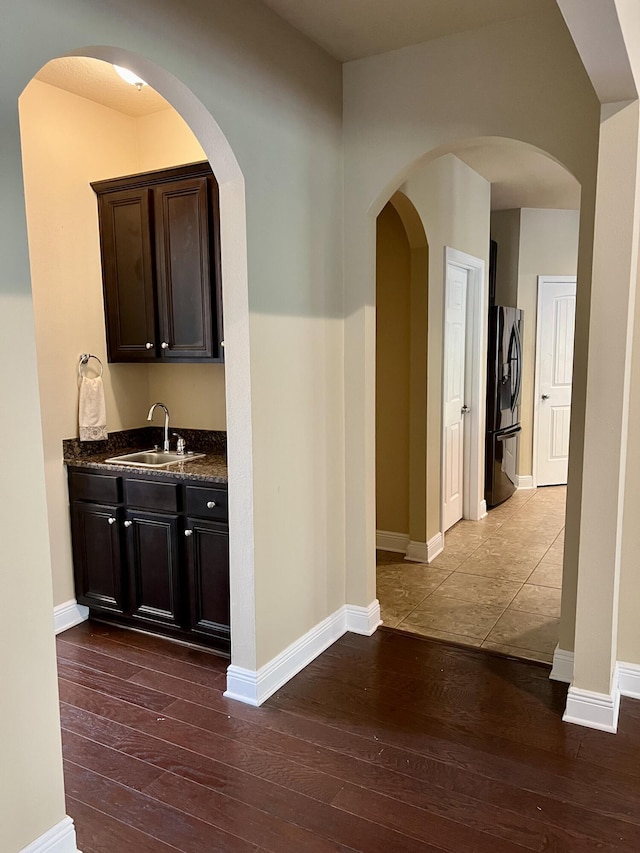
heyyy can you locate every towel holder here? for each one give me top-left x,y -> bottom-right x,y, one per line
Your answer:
78,353 -> 104,379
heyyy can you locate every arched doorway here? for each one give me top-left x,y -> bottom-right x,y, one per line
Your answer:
21,48 -> 253,672
370,139 -> 582,666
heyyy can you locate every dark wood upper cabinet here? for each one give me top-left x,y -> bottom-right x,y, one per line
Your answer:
92,162 -> 223,363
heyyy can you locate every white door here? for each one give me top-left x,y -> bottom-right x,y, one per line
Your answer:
443,264 -> 468,531
534,276 -> 576,486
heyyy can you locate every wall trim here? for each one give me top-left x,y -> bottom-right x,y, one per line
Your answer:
563,665 -> 621,734
427,532 -> 444,563
20,817 -> 79,853
618,661 -> 640,700
479,499 -> 488,519
515,475 -> 535,490
405,541 -> 428,562
375,530 -> 409,553
346,600 -> 382,635
550,645 -> 574,683
225,602 -> 380,706
54,599 -> 89,635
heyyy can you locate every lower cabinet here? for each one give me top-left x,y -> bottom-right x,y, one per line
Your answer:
185,518 -> 230,646
125,509 -> 182,628
71,501 -> 125,613
68,468 -> 229,654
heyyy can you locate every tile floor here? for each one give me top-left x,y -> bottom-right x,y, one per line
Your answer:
377,486 -> 565,663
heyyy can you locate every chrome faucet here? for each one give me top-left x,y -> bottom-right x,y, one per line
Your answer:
147,402 -> 170,451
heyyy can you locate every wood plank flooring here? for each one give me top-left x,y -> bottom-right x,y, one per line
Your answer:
57,621 -> 640,852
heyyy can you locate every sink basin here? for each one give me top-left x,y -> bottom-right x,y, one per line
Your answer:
104,449 -> 205,468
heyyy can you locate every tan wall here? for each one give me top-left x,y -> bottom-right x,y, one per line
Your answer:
376,202 -> 411,535
517,208 -> 580,478
402,154 -> 491,540
490,209 -> 521,307
19,79 -> 224,608
20,80 -> 148,607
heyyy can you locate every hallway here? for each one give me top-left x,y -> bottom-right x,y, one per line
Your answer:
377,487 -> 565,663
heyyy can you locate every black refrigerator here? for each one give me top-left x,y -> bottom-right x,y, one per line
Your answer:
485,306 -> 523,508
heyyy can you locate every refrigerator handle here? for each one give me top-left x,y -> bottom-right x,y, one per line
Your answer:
512,321 -> 523,410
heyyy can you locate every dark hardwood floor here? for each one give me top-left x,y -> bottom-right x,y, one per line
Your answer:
57,621 -> 640,852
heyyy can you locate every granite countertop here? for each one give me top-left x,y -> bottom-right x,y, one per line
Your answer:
63,427 -> 228,484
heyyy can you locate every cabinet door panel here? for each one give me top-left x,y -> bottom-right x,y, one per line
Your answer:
98,188 -> 157,361
71,502 -> 125,612
125,510 -> 181,627
185,519 -> 230,645
154,178 -> 214,359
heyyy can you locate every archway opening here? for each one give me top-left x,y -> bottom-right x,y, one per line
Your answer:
18,49 -> 255,676
373,138 -> 581,667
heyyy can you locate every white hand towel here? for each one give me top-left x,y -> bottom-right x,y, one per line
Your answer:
79,376 -> 108,441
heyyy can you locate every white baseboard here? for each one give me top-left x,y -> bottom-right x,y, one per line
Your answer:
479,499 -> 488,519
225,601 -> 380,706
426,532 -> 444,563
20,817 -> 79,853
346,600 -> 382,635
376,530 -> 409,553
550,645 -> 574,683
618,661 -> 640,700
54,599 -> 89,635
405,541 -> 427,562
515,475 -> 535,490
563,666 -> 621,734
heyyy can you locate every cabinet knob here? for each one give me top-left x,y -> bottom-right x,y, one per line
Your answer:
124,520 -> 133,528
108,516 -> 117,525
145,342 -> 154,350
206,501 -> 217,509
184,529 -> 193,537
161,341 -> 170,349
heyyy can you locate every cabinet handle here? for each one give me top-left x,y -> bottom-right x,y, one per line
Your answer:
145,342 -> 154,350
206,501 -> 217,509
108,516 -> 116,525
161,341 -> 170,349
184,529 -> 193,537
124,520 -> 133,528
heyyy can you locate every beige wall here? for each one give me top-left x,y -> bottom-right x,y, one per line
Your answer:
19,78 -> 225,608
402,154 -> 491,540
516,208 -> 580,478
343,5 -> 600,612
3,1 -> 343,845
490,209 -> 521,307
376,202 -> 411,535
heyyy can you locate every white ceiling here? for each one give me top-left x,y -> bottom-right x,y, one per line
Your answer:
450,140 -> 581,210
36,56 -> 170,118
260,0 -> 553,62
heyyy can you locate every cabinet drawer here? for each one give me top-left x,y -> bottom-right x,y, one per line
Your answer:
69,471 -> 121,504
185,485 -> 228,521
124,478 -> 180,512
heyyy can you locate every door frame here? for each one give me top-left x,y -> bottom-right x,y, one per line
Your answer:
442,247 -> 487,531
532,274 -> 577,488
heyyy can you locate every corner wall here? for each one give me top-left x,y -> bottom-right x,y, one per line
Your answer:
401,154 -> 490,541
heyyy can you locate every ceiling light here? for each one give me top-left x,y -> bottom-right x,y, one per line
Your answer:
114,65 -> 147,91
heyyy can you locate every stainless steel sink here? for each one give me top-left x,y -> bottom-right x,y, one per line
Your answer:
104,449 -> 205,468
